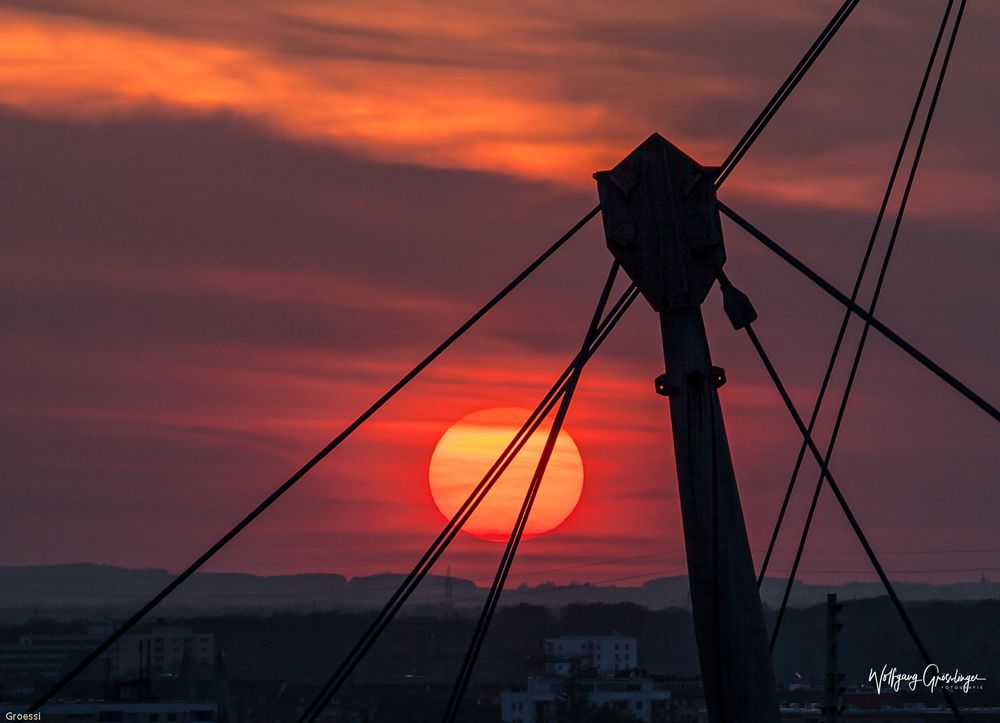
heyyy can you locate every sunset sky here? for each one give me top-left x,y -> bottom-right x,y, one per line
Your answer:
2,0 -> 998,589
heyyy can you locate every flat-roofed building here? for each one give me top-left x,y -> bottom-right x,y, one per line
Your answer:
543,635 -> 637,677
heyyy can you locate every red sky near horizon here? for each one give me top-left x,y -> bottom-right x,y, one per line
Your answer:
2,0 -> 999,590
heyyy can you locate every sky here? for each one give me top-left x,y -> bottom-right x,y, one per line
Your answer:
1,0 -> 998,589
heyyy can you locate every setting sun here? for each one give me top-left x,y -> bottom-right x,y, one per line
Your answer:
428,407 -> 584,542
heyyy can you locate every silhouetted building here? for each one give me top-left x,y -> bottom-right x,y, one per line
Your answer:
117,626 -> 215,678
502,676 -> 670,722
543,635 -> 637,677
1,646 -> 237,723
0,625 -> 214,682
502,637 -> 669,722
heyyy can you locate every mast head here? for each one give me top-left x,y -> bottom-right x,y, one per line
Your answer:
595,133 -> 725,311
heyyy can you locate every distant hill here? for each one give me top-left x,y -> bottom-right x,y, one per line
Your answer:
0,563 -> 997,622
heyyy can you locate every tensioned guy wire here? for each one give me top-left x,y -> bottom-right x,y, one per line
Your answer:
743,323 -> 964,721
299,281 -> 640,723
715,0 -> 862,188
757,0 -> 959,586
769,0 -> 968,636
28,3 -> 869,705
26,205 -> 601,713
719,201 -> 999,424
442,263 -> 621,722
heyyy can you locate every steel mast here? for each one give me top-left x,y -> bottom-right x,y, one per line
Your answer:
596,133 -> 779,722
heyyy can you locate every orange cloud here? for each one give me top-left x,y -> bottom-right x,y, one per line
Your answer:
0,7 -> 623,183
1,0 -> 992,217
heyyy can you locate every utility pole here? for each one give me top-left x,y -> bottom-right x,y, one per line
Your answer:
824,593 -> 845,722
595,134 -> 779,722
444,566 -> 454,610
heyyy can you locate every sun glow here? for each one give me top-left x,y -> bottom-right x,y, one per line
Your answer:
428,408 -> 584,542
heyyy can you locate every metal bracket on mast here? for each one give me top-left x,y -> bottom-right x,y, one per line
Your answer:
595,133 -> 779,723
